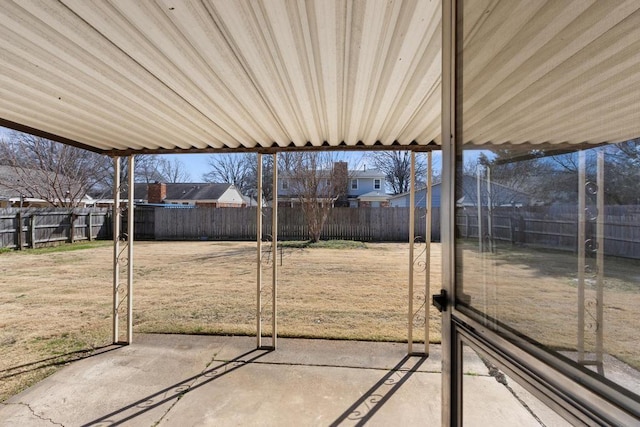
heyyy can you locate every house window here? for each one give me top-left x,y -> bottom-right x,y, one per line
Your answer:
374,179 -> 381,190
326,179 -> 331,186
351,179 -> 358,190
282,179 -> 289,190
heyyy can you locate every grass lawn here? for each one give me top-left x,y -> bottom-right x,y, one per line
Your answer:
0,240 -> 440,402
458,241 -> 640,370
2,239 -> 639,402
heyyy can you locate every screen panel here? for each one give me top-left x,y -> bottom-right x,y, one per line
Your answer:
454,0 -> 640,406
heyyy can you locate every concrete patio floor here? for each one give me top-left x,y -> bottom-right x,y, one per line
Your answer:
0,334 -> 565,426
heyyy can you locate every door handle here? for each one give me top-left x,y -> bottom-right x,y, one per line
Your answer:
432,289 -> 447,312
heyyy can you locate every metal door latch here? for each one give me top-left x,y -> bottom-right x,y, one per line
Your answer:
432,289 -> 447,312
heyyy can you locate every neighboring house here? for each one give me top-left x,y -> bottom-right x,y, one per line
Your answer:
0,165 -> 91,208
389,175 -> 530,208
85,198 -> 116,208
241,195 -> 260,207
278,163 -> 390,207
356,191 -> 391,208
389,184 -> 442,208
0,192 -> 51,208
347,168 -> 389,207
132,182 -> 246,207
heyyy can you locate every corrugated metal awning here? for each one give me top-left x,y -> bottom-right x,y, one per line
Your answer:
0,0 -> 441,155
460,1 -> 640,148
0,1 -> 639,155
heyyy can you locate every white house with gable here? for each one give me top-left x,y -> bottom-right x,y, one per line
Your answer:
278,163 -> 390,207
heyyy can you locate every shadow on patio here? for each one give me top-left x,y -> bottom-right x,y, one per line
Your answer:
0,334 -> 555,426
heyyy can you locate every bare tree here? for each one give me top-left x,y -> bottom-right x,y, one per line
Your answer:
0,131 -> 191,205
460,155 -> 534,208
604,140 -> 640,204
0,131 -> 110,207
158,157 -> 191,183
203,153 -> 253,194
615,139 -> 640,166
90,155 -> 167,199
368,151 -> 426,194
134,155 -> 166,184
245,154 -> 274,202
473,148 -> 613,206
119,155 -> 191,184
203,153 -> 279,203
281,152 -> 350,242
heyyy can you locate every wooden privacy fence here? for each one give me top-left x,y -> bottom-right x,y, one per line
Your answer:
5,205 -> 640,259
135,206 -> 442,242
456,205 -> 640,259
0,208 -> 111,250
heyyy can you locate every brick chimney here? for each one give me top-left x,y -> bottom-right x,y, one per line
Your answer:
333,161 -> 349,197
147,182 -> 166,204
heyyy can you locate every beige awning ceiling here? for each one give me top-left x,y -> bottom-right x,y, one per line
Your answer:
0,0 -> 441,155
460,0 -> 640,148
1,1 -> 639,155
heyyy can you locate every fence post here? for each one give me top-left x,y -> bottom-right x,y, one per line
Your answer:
16,212 -> 23,250
29,214 -> 36,248
68,212 -> 75,243
509,216 -> 514,244
465,214 -> 469,238
106,210 -> 113,240
518,215 -> 526,245
88,212 -> 93,241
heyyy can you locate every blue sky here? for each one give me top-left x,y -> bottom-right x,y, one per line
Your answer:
153,151 -> 443,183
162,153 -> 211,181
2,126 -> 446,182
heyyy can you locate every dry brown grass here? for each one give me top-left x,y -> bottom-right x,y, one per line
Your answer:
128,241 -> 441,342
2,239 -> 638,403
0,242 -> 115,402
0,240 -> 440,402
458,242 -> 640,370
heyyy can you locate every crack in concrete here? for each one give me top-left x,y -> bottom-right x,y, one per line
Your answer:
151,343 -> 229,427
1,401 -> 65,426
482,359 -> 546,427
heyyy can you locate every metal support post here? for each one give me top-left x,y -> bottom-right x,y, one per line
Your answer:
577,151 -> 586,362
441,0 -> 457,422
256,153 -> 263,348
112,156 -> 135,344
476,163 -> 483,252
112,157 -> 121,344
272,152 -> 278,349
127,155 -> 135,344
578,150 -> 605,374
408,151 -> 432,356
486,166 -> 493,252
256,152 -> 278,349
596,151 -> 604,374
425,151 -> 433,355
408,151 -> 416,354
